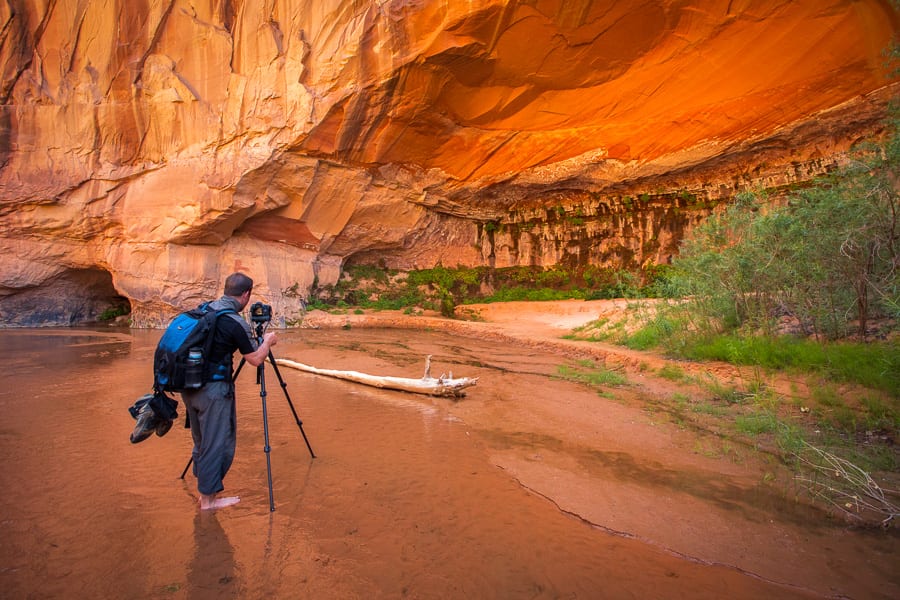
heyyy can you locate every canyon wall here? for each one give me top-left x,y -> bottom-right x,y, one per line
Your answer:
0,0 -> 897,326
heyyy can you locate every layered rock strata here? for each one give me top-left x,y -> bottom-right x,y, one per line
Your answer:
0,0 -> 896,326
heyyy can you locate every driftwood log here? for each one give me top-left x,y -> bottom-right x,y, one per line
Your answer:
275,355 -> 478,398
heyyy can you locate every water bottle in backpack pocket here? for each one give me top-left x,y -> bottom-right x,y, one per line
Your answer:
184,348 -> 204,389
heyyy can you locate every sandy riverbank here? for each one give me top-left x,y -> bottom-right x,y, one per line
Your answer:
290,298 -> 899,598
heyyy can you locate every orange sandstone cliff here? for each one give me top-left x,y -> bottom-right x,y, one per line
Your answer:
0,0 -> 897,326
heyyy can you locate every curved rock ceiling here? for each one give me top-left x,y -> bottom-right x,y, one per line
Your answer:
0,0 -> 897,325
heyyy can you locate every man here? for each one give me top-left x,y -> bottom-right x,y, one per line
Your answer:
182,272 -> 277,510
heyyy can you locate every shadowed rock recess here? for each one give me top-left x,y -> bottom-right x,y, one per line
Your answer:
0,0 -> 897,326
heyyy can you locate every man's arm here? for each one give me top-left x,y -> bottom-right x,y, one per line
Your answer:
242,331 -> 277,367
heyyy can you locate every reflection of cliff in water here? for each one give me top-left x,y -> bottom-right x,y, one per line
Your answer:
0,328 -> 896,599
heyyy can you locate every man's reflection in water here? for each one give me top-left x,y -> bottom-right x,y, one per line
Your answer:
188,511 -> 236,597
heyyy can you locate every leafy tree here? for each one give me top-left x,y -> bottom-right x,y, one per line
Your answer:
672,112 -> 899,340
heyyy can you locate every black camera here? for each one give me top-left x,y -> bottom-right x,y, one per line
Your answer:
250,302 -> 273,324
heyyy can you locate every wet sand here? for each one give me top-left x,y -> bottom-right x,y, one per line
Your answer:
0,301 -> 897,599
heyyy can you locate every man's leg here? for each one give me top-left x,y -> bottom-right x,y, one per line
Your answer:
184,382 -> 240,510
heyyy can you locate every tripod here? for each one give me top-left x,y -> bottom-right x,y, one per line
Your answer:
180,321 -> 316,511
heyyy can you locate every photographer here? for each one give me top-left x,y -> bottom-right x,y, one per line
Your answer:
182,272 -> 277,510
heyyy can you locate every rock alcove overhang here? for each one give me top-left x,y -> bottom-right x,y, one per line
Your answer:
0,0 -> 896,326
0,268 -> 129,327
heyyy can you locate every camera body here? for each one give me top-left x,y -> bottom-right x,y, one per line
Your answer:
250,302 -> 273,324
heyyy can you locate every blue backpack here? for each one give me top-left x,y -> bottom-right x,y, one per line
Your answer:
153,302 -> 236,393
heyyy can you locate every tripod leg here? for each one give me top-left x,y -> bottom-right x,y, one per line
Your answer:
180,457 -> 192,479
258,364 -> 276,512
233,357 -> 246,380
267,351 -> 316,458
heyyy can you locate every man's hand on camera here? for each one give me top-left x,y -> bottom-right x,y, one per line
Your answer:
263,331 -> 278,347
244,331 -> 278,366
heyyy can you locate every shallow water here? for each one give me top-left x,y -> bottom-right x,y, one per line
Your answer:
0,327 -> 895,599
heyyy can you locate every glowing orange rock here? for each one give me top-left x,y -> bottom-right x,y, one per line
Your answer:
0,1 -> 896,325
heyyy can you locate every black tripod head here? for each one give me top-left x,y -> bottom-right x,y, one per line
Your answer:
248,301 -> 272,351
253,320 -> 267,342
249,302 -> 273,332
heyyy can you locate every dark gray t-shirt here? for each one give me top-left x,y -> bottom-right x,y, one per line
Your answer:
206,296 -> 257,380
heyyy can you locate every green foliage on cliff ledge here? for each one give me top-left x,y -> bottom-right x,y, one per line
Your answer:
310,263 -> 672,315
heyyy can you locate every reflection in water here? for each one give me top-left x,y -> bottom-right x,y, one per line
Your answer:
188,512 -> 236,598
0,327 -> 895,599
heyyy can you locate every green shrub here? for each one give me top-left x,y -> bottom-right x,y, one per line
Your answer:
622,325 -> 662,350
658,364 -> 687,381
345,264 -> 393,284
98,305 -> 129,321
557,363 -> 628,387
620,312 -> 684,351
861,396 -> 899,430
679,335 -> 899,397
735,411 -> 779,435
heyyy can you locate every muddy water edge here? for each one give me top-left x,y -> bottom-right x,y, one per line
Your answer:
0,326 -> 896,599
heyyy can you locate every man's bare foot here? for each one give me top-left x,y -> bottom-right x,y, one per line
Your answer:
199,493 -> 240,510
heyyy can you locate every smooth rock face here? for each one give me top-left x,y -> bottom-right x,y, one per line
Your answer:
0,0 -> 896,326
